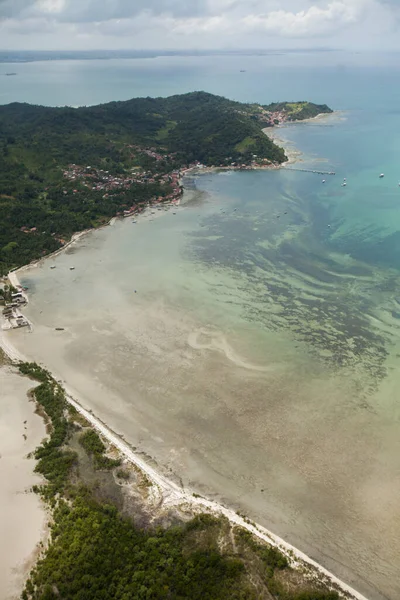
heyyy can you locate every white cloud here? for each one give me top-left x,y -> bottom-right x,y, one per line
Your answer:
0,0 -> 399,50
36,0 -> 66,14
243,2 -> 361,36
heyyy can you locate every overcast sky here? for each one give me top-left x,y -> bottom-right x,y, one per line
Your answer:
0,0 -> 399,51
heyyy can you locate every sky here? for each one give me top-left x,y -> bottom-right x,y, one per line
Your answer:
0,0 -> 399,51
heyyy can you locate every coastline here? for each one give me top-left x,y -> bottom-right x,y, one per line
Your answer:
1,257 -> 368,599
3,124 -> 303,285
0,361 -> 48,600
0,327 -> 367,600
0,112 -> 370,600
264,127 -> 303,165
264,110 -> 341,167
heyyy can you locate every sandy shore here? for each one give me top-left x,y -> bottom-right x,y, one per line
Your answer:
0,294 -> 366,600
0,362 -> 47,600
264,128 -> 303,165
0,111 -> 373,600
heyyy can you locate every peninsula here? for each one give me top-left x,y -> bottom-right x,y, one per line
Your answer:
0,92 -> 332,276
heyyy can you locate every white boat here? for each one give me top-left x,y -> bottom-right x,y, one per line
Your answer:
322,179 -> 326,183
342,183 -> 347,187
50,266 -> 56,269
70,267 -> 75,270
379,173 -> 385,178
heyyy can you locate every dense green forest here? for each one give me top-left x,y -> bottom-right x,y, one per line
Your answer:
0,92 -> 331,275
18,361 -> 339,600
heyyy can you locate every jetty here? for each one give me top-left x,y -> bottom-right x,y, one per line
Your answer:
283,167 -> 336,175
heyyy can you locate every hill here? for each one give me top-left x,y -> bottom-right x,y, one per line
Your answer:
0,92 -> 332,275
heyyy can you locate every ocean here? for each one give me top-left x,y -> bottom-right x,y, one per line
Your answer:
3,51 -> 400,599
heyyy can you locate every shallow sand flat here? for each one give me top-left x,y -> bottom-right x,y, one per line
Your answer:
7,178 -> 400,600
0,366 -> 47,600
8,286 -> 400,600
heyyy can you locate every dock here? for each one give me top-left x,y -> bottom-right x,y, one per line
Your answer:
283,168 -> 336,175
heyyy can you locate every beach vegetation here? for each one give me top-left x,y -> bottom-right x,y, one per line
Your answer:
18,364 -> 339,600
79,429 -> 121,470
116,468 -> 130,481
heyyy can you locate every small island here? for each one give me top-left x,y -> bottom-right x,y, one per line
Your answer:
0,92 -> 332,276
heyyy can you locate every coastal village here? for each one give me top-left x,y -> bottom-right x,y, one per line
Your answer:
236,105 -> 293,127
62,152 -> 184,218
62,143 -> 280,215
1,144 -> 281,333
60,149 -> 278,224
0,107 -> 320,334
0,285 -> 30,330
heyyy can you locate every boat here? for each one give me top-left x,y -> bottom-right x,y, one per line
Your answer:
322,179 -> 326,183
70,266 -> 75,270
132,219 -> 137,223
341,183 -> 347,187
379,173 -> 385,178
5,73 -> 17,76
50,265 -> 56,269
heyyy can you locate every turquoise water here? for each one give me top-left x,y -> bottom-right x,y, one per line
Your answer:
5,52 -> 400,599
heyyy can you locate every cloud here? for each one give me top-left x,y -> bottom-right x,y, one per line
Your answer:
0,0 -> 399,50
24,0 -> 209,21
0,0 -> 36,18
242,2 -> 361,36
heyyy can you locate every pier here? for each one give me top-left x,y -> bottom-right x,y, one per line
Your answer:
283,167 -> 336,175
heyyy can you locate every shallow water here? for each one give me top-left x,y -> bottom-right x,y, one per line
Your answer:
9,141 -> 400,599
5,53 -> 400,599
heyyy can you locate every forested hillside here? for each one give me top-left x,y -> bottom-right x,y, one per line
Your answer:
0,92 -> 331,275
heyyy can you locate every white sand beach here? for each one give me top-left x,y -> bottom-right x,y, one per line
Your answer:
0,326 -> 367,600
0,363 -> 47,600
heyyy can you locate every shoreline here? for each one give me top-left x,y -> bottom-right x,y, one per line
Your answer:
264,127 -> 303,165
1,280 -> 367,600
0,361 -> 49,600
4,125 -> 303,284
0,112 -> 369,600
